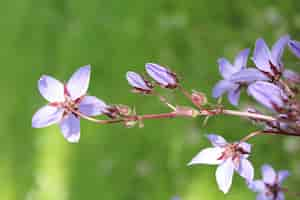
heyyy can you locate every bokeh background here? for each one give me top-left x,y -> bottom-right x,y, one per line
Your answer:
1,0 -> 300,199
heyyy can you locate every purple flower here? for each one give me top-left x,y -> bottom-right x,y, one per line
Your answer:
126,71 -> 153,93
212,49 -> 267,106
252,35 -> 290,79
32,65 -> 107,143
247,81 -> 288,112
188,134 -> 254,194
249,164 -> 289,200
145,63 -> 178,88
288,39 -> 300,59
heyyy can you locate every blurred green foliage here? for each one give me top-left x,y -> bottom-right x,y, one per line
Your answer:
0,0 -> 300,199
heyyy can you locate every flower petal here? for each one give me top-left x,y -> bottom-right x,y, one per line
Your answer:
283,69 -> 300,84
261,164 -> 276,184
276,192 -> 285,200
277,170 -> 289,184
239,142 -> 251,153
248,180 -> 266,193
234,48 -> 250,70
207,134 -> 227,147
218,58 -> 236,79
236,159 -> 254,181
253,38 -> 273,74
289,40 -> 300,58
188,147 -> 224,166
271,35 -> 290,71
247,81 -> 287,111
79,96 -> 107,116
67,65 -> 91,100
32,105 -> 63,128
227,85 -> 241,106
256,193 -> 270,200
212,80 -> 236,98
38,75 -> 65,102
126,71 -> 152,91
230,68 -> 269,84
145,63 -> 177,88
216,159 -> 234,194
60,114 -> 80,143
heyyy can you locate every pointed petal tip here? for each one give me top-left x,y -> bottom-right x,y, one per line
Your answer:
66,135 -> 80,143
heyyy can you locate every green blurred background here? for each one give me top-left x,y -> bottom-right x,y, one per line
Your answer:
1,0 -> 300,199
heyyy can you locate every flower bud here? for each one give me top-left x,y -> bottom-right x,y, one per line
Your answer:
126,71 -> 153,93
247,81 -> 288,112
145,63 -> 178,88
191,90 -> 207,107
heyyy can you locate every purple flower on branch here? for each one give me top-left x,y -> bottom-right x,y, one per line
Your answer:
252,35 -> 290,80
145,63 -> 178,88
247,81 -> 288,112
188,134 -> 254,194
288,39 -> 300,59
213,49 -> 267,106
249,164 -> 289,200
32,65 -> 107,143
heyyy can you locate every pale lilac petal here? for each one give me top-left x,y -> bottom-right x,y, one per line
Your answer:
126,71 -> 152,91
271,35 -> 290,70
216,159 -> 234,194
276,192 -> 285,200
277,170 -> 289,184
283,69 -> 300,84
253,38 -> 273,74
247,81 -> 287,111
79,96 -> 107,116
234,48 -> 250,70
188,147 -> 224,166
67,65 -> 91,100
38,75 -> 65,102
248,180 -> 266,193
207,134 -> 227,147
145,63 -> 177,88
288,40 -> 300,59
227,85 -> 240,106
261,164 -> 276,184
218,58 -> 236,79
60,114 -> 80,143
230,68 -> 269,84
256,193 -> 270,200
239,142 -> 251,153
212,80 -> 236,98
32,105 -> 64,128
236,159 -> 254,181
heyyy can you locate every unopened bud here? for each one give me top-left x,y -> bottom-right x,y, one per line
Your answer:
247,81 -> 288,112
145,63 -> 178,89
126,71 -> 153,93
191,90 -> 207,107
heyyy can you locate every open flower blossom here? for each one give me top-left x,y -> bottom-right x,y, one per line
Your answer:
126,71 -> 153,93
32,65 -> 108,143
188,134 -> 254,194
212,49 -> 267,106
247,81 -> 288,112
249,164 -> 289,200
252,35 -> 290,80
145,63 -> 178,88
288,39 -> 300,59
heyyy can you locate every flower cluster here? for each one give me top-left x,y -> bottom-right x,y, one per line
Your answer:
32,35 -> 300,198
